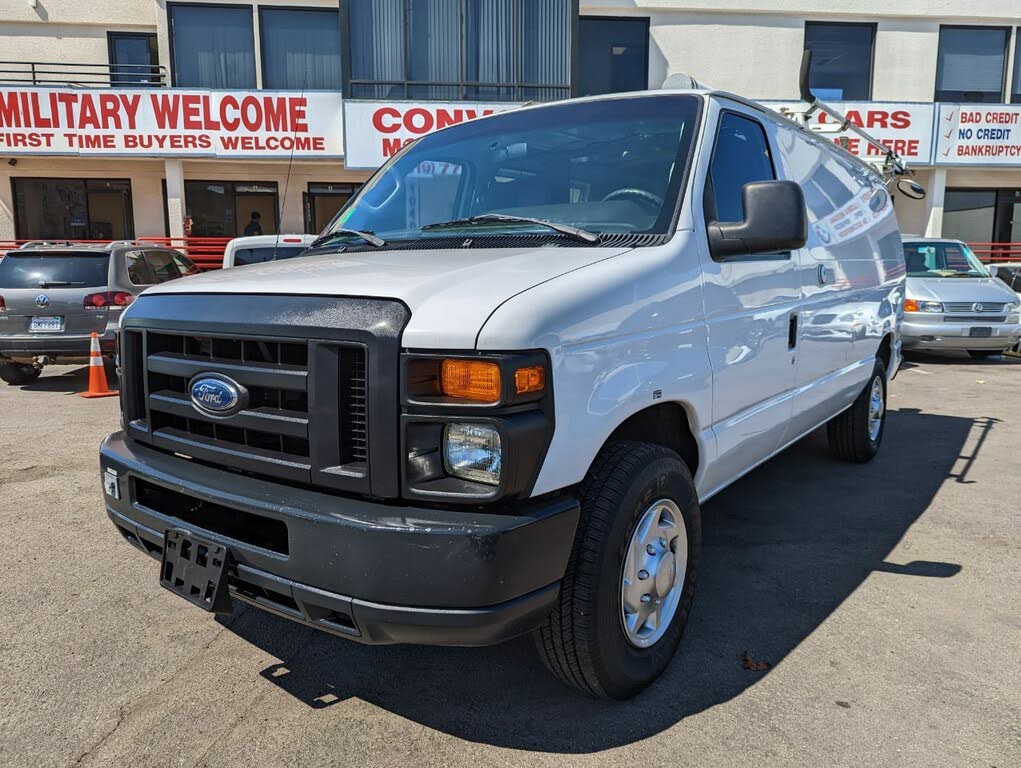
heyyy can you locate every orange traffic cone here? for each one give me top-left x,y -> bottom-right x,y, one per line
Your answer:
80,332 -> 118,399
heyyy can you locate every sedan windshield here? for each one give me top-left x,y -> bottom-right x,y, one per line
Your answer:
322,96 -> 700,246
902,241 -> 990,278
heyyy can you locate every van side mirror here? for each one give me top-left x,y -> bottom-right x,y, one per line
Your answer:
708,180 -> 808,259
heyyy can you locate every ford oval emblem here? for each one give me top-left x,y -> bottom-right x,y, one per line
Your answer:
35,294 -> 50,308
189,375 -> 244,416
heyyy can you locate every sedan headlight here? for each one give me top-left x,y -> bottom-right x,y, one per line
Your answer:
443,423 -> 502,485
904,299 -> 943,313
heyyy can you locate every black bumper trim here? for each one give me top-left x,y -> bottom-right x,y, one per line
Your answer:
100,431 -> 578,646
109,505 -> 562,646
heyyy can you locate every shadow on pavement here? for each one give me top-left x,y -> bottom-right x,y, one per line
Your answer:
221,404 -> 982,753
904,350 -> 1021,366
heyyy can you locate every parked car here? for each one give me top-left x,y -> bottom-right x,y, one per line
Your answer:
0,243 -> 198,384
989,262 -> 1021,299
100,87 -> 905,699
222,234 -> 316,268
900,238 -> 1021,359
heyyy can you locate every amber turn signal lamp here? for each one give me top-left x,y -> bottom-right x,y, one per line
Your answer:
515,365 -> 545,395
903,299 -> 919,312
440,359 -> 501,402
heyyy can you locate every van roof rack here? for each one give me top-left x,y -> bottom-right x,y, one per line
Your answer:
780,51 -> 913,184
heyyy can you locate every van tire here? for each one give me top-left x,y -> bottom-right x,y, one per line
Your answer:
827,359 -> 887,463
0,362 -> 41,386
534,441 -> 701,699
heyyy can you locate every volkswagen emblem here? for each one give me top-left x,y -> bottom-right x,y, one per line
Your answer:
189,375 -> 246,417
973,302 -> 984,313
35,294 -> 50,309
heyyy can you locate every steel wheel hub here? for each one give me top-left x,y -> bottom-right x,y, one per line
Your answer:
620,498 -> 688,648
868,376 -> 885,442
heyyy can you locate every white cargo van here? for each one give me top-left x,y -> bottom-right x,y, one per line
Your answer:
99,81 -> 909,698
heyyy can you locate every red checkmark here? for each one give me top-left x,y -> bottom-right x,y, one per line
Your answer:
944,110 -> 956,122
944,128 -> 954,139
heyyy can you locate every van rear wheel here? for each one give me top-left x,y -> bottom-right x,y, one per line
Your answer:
534,441 -> 701,699
826,359 -> 887,463
0,362 -> 41,386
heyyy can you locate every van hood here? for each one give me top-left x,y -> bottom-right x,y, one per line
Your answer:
906,276 -> 1019,305
143,245 -> 631,348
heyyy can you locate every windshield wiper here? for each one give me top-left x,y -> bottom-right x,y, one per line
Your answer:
310,228 -> 386,249
421,214 -> 600,244
38,280 -> 85,288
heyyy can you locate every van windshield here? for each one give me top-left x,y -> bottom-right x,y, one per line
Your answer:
902,241 -> 990,278
0,251 -> 110,289
322,95 -> 700,247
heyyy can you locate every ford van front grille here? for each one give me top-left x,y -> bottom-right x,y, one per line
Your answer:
118,294 -> 409,498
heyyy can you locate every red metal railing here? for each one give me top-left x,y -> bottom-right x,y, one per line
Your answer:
3,237 -> 1019,269
0,238 -> 231,270
968,243 -> 1021,263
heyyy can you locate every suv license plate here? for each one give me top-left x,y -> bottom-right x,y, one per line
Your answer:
969,327 -> 992,338
160,529 -> 233,614
29,316 -> 64,333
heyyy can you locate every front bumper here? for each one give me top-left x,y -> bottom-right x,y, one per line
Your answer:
901,318 -> 1021,351
99,431 -> 579,646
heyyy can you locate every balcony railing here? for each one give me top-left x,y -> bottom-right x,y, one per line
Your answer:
0,61 -> 166,88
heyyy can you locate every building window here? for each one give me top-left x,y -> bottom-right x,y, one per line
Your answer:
577,17 -> 649,97
346,0 -> 572,101
260,8 -> 342,90
169,4 -> 256,89
803,22 -> 874,100
1012,28 -> 1021,103
935,26 -> 1008,103
184,181 -> 278,237
13,179 -> 134,240
108,32 -> 159,86
942,189 -> 997,244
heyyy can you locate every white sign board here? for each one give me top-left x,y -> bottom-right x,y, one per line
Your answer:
934,104 -> 1021,165
765,101 -> 935,165
343,100 -> 520,169
0,88 -> 344,158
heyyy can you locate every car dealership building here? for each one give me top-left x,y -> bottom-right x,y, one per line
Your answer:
1,0 -> 1020,263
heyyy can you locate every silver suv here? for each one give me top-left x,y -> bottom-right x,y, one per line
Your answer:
0,243 -> 197,384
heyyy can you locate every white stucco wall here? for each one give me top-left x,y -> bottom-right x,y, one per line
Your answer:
583,1 -> 1020,102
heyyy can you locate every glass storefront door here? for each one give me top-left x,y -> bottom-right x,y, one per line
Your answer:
13,178 -> 134,240
944,188 -> 1021,246
303,182 -> 360,233
184,181 -> 279,237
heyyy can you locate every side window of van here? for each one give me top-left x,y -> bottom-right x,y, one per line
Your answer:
708,113 -> 775,224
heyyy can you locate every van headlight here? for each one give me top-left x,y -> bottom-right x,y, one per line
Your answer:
1005,301 -> 1020,315
443,423 -> 502,485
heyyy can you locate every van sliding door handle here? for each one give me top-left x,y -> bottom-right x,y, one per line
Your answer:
788,313 -> 798,349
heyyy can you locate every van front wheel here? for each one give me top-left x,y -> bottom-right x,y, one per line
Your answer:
534,441 -> 701,699
826,359 -> 887,463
